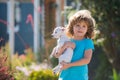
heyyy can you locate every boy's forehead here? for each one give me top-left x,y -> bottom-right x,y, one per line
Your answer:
74,20 -> 89,27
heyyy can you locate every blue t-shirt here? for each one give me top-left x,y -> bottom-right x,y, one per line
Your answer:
58,38 -> 94,80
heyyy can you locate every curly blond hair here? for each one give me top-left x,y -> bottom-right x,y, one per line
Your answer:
66,10 -> 96,39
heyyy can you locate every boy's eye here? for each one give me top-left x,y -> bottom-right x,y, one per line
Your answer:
75,25 -> 79,27
83,26 -> 85,28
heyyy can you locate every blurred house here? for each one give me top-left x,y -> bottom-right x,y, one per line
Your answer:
0,1 -> 43,54
0,0 -> 66,55
0,3 -> 8,47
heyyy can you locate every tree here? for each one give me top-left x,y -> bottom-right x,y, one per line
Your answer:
81,0 -> 120,72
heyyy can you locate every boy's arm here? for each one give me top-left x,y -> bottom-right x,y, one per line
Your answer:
53,47 -> 64,58
52,41 -> 75,58
51,46 -> 63,58
64,41 -> 75,49
61,49 -> 93,70
54,41 -> 75,58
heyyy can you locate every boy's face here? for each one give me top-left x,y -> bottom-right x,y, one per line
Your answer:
73,21 -> 88,38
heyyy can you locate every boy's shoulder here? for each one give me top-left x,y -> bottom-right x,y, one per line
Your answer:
84,38 -> 93,43
84,38 -> 92,41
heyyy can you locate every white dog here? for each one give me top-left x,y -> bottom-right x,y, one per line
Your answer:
50,26 -> 73,74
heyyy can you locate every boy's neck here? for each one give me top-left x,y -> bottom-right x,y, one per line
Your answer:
73,36 -> 85,40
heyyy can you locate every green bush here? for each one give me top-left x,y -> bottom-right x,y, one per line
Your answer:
113,69 -> 120,80
28,69 -> 58,80
0,44 -> 14,80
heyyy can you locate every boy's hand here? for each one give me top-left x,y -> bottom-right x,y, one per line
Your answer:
53,47 -> 63,58
63,41 -> 75,49
52,41 -> 75,58
60,61 -> 71,70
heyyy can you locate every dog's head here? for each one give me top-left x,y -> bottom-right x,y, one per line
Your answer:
52,27 -> 65,38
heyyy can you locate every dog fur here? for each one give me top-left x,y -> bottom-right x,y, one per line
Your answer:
50,26 -> 73,74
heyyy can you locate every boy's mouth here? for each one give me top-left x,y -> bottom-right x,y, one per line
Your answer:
78,31 -> 83,33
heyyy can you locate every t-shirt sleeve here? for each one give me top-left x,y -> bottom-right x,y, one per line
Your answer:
85,39 -> 94,51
